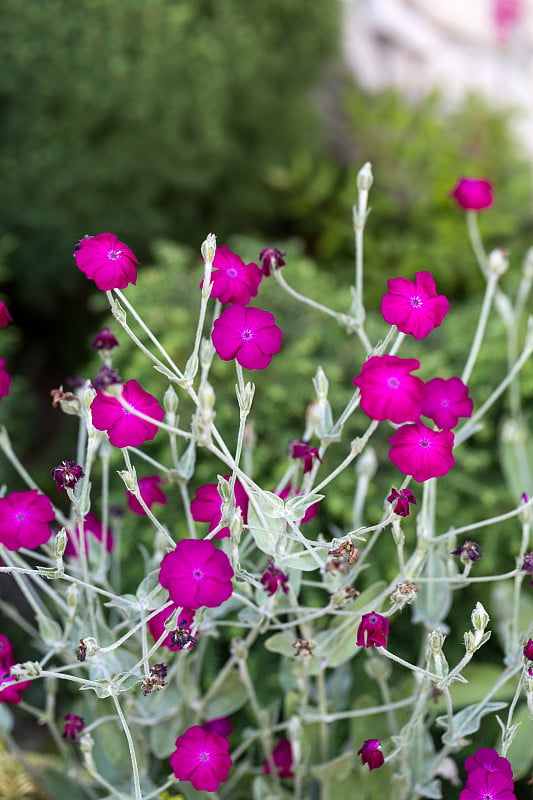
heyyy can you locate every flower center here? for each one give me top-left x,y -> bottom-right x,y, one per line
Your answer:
410,295 -> 423,308
227,268 -> 237,277
419,438 -> 430,448
193,568 -> 203,580
387,377 -> 400,389
199,751 -> 210,762
16,512 -> 26,521
108,249 -> 122,260
241,328 -> 254,341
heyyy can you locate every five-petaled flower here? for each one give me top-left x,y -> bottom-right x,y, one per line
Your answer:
74,232 -> 139,291
62,713 -> 85,742
289,439 -> 322,474
459,767 -> 516,800
0,359 -> 11,401
381,272 -> 450,340
204,245 -> 262,305
212,305 -> 283,370
450,178 -> 494,212
51,460 -> 85,494
190,477 -> 249,539
464,748 -> 513,778
421,377 -> 473,430
170,725 -> 232,792
126,475 -> 168,516
0,489 -> 55,551
387,487 -> 416,517
91,379 -> 164,448
353,355 -> 424,424
356,612 -> 390,648
263,738 -> 294,779
159,538 -> 234,609
358,739 -> 384,771
388,421 -> 455,482
260,559 -> 290,596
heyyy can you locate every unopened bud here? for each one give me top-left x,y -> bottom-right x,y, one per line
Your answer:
201,233 -> 217,265
487,248 -> 509,277
118,468 -> 137,493
471,602 -> 489,632
163,385 -> 179,418
312,366 -> 329,401
54,528 -> 67,559
357,162 -> 373,192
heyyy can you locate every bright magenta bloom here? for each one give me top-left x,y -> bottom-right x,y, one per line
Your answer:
62,713 -> 85,742
353,355 -> 424,424
357,739 -> 384,771
356,612 -> 389,648
148,602 -> 196,651
460,768 -> 516,800
126,475 -> 168,515
65,512 -> 114,557
159,539 -> 234,609
450,178 -> 494,211
0,490 -> 55,550
74,232 -> 139,291
91,379 -> 164,448
212,305 -> 283,370
388,422 -> 455,482
190,477 -> 249,539
0,636 -> 14,674
205,245 -> 262,305
170,725 -> 232,792
387,488 -> 416,517
464,748 -> 513,778
381,272 -> 450,340
263,738 -> 294,778
523,639 -> 533,661
0,359 -> 11,401
0,302 -> 12,327
421,377 -> 473,430
0,674 -> 31,704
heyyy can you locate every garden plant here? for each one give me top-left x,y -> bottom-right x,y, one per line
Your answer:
1,165 -> 533,799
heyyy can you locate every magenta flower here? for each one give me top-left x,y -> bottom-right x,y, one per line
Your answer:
147,603 -> 197,651
62,713 -> 85,742
74,232 -> 139,291
170,725 -> 232,792
51,460 -> 85,493
0,302 -> 12,327
212,305 -> 283,370
91,379 -> 164,448
159,539 -> 234,609
65,512 -> 114,557
91,327 -> 119,351
260,559 -> 290,596
357,739 -> 384,771
381,272 -> 450,340
353,355 -> 424,424
277,484 -> 319,524
492,0 -> 524,42
356,612 -> 390,648
190,477 -> 249,539
460,768 -> 515,800
523,639 -> 533,661
464,748 -> 513,778
421,377 -> 473,430
387,487 -> 416,517
450,178 -> 494,211
259,247 -> 286,277
0,636 -> 14,674
126,475 -> 168,515
0,359 -> 11,401
0,490 -> 55,551
205,245 -> 262,305
0,674 -> 31,704
263,738 -> 294,779
289,439 -> 322,474
388,421 -> 455,482
203,717 -> 233,738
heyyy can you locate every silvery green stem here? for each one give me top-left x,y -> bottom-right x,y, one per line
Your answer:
111,693 -> 142,800
312,421 -> 378,495
511,519 -> 530,651
466,211 -> 488,274
461,271 -> 500,385
120,448 -> 175,549
177,480 -> 197,538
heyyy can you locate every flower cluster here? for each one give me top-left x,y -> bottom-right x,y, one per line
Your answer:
460,748 -> 515,799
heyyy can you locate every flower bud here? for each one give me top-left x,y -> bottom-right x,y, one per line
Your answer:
164,385 -> 179,418
201,233 -> 217,265
357,162 -> 373,192
54,528 -> 67,559
487,248 -> 509,277
118,467 -> 137,494
471,602 -> 489,633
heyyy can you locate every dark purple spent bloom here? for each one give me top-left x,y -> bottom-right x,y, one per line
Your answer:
259,247 -> 286,276
358,739 -> 384,771
451,541 -> 483,563
91,327 -> 119,351
51,461 -> 85,493
524,639 -> 533,661
521,552 -> 533,573
356,612 -> 390,648
170,620 -> 197,650
92,365 -> 123,391
260,559 -> 290,596
62,713 -> 85,742
387,487 -> 417,516
289,439 -> 322,474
